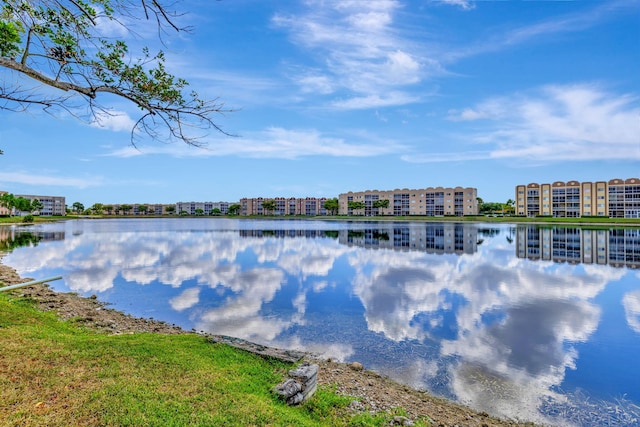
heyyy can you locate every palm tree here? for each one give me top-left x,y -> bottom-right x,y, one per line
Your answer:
505,199 -> 515,215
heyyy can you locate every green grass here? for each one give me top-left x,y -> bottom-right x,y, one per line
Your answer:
0,293 -> 431,427
0,216 -> 68,224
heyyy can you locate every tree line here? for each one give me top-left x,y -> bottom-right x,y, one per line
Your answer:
67,202 -> 243,216
0,192 -> 43,216
6,196 -> 516,218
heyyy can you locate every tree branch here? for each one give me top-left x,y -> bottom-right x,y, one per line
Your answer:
0,0 -> 234,150
0,57 -> 94,97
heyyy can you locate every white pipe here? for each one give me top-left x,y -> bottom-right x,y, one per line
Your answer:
0,276 -> 63,292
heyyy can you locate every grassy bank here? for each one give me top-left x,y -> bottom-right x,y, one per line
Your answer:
0,292 -> 429,427
0,216 -> 68,225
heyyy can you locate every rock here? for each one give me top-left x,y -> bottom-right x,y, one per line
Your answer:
274,363 -> 319,405
289,363 -> 318,382
287,392 -> 304,405
350,361 -> 364,371
207,335 -> 305,363
349,400 -> 366,411
274,379 -> 302,399
391,415 -> 414,426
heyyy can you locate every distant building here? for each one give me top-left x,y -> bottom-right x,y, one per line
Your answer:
338,187 -> 478,216
515,178 -> 640,218
100,203 -> 171,215
176,201 -> 234,215
240,197 -> 328,216
14,193 -> 66,216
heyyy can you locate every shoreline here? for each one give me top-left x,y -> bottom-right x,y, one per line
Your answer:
0,257 -> 536,427
2,214 -> 640,228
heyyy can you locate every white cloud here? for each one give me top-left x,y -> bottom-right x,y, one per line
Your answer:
445,0 -> 633,61
95,8 -> 129,38
90,110 -> 137,133
0,171 -> 103,188
332,92 -> 420,110
409,84 -> 640,164
447,99 -> 507,121
296,73 -> 335,95
105,126 -> 406,159
400,151 -> 492,164
623,290 -> 640,333
170,287 -> 201,311
436,0 -> 475,11
273,0 -> 432,109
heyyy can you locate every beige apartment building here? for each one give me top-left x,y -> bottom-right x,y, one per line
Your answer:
0,193 -> 66,216
98,203 -> 171,215
338,187 -> 478,216
516,178 -> 640,218
240,197 -> 328,216
176,201 -> 233,215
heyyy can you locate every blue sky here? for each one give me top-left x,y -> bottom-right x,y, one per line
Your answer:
1,0 -> 639,206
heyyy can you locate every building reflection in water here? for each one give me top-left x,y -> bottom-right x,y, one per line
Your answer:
516,225 -> 640,269
240,223 -> 478,255
0,227 -> 65,251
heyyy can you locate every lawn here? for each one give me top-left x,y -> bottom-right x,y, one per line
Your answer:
0,292 -> 428,427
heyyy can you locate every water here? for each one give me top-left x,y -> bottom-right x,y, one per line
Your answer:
2,219 -> 639,426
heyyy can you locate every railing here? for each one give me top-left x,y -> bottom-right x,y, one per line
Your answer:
0,276 -> 63,292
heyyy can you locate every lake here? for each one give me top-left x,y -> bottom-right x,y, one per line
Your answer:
2,218 -> 639,426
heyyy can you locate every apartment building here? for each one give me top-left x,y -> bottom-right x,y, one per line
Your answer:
131,204 -> 171,215
176,201 -> 233,215
240,197 -> 328,216
100,203 -> 171,215
516,178 -> 640,218
338,187 -> 478,216
9,193 -> 66,216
